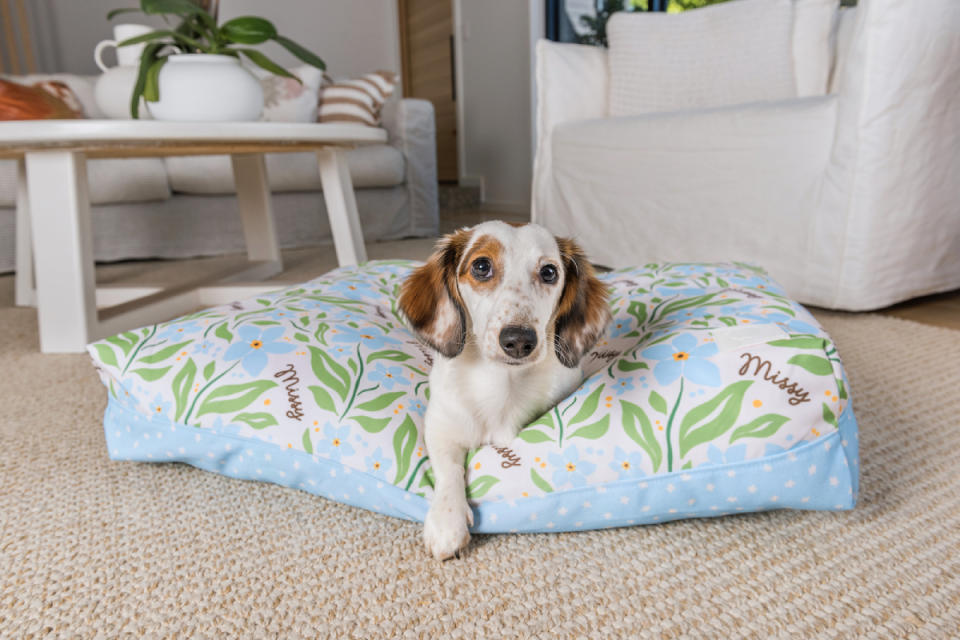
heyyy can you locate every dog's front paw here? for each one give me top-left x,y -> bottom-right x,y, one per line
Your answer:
423,497 -> 474,560
489,425 -> 518,449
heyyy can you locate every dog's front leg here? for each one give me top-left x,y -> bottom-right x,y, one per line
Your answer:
423,421 -> 474,560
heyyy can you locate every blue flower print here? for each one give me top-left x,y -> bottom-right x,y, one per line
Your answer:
612,377 -> 636,396
223,325 -> 296,376
328,324 -> 401,352
404,396 -> 427,418
641,333 -> 721,387
548,447 -> 596,489
666,305 -> 711,322
321,423 -> 355,460
328,278 -> 381,300
155,320 -> 202,343
368,363 -> 410,391
147,392 -> 171,421
209,415 -> 243,433
703,443 -> 748,467
191,338 -> 221,358
364,447 -> 393,479
609,446 -> 648,478
656,286 -> 709,299
762,443 -> 788,458
608,318 -> 634,338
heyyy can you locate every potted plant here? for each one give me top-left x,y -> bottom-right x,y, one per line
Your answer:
108,0 -> 326,121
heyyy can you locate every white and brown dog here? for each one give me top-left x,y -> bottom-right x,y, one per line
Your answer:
399,221 -> 611,559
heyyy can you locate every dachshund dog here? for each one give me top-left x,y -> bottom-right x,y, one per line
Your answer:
399,221 -> 611,559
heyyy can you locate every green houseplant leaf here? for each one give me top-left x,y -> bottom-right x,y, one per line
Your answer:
220,16 -> 278,44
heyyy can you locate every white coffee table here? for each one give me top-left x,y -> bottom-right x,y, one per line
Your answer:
0,120 -> 387,353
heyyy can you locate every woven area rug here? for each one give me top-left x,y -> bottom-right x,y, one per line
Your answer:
1,296 -> 958,637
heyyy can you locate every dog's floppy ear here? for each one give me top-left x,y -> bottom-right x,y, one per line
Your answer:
553,237 -> 612,368
399,229 -> 472,358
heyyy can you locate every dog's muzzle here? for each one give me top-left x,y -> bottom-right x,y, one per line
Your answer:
498,325 -> 537,360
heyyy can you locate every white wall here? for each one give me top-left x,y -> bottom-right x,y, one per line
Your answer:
455,0 -> 534,212
40,0 -> 401,79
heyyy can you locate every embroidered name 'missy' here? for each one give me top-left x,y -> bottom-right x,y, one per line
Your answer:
274,364 -> 304,421
738,352 -> 811,406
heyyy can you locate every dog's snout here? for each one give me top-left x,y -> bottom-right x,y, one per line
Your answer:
499,326 -> 537,359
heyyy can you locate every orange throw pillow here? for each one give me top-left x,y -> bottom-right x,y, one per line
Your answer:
0,79 -> 84,120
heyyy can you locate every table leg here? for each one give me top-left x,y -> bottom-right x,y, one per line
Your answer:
26,151 -> 97,353
317,147 -> 367,266
231,153 -> 282,267
14,157 -> 36,307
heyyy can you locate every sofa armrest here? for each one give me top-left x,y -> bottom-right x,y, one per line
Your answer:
380,98 -> 439,237
544,96 -> 839,303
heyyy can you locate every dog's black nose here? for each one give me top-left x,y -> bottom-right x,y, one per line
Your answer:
499,326 -> 537,359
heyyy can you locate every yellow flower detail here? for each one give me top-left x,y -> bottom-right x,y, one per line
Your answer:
332,438 -> 341,447
673,351 -> 689,361
566,462 -> 576,472
251,340 -> 263,349
621,461 -> 631,470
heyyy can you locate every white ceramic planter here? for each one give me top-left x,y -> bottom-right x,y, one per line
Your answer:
147,54 -> 264,122
93,23 -> 153,119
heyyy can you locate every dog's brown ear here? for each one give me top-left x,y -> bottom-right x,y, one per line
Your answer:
553,238 -> 612,368
399,229 -> 471,358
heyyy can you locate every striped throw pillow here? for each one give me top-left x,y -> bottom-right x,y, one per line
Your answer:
318,71 -> 397,127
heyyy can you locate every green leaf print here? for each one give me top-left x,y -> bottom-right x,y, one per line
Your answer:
768,337 -> 827,350
528,413 -> 554,430
466,475 -> 500,499
530,468 -> 554,493
569,415 -> 610,440
351,415 -> 392,433
729,414 -> 790,443
392,414 -> 418,485
105,332 -> 139,356
203,361 -> 215,381
617,360 -> 649,372
139,340 -> 192,364
171,358 -> 197,422
294,332 -> 309,343
367,349 -> 414,363
419,467 -> 435,489
196,380 -> 277,417
649,390 -> 668,414
302,427 -> 313,454
355,391 -> 405,412
678,380 -> 753,458
788,354 -> 833,376
518,429 -> 553,444
620,400 -> 662,473
308,346 -> 351,401
837,377 -> 848,401
233,412 -> 279,430
626,300 -> 647,326
131,366 -> 172,382
93,343 -> 118,368
822,402 -> 838,428
568,385 -> 604,426
309,385 -> 337,413
214,321 -> 233,343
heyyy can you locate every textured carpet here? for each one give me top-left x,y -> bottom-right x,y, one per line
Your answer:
1,293 -> 959,637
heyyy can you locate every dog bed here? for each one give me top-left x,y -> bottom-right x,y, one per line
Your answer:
88,260 -> 859,533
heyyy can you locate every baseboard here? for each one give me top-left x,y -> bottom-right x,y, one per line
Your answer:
458,175 -> 485,201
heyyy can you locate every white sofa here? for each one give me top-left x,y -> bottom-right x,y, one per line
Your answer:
0,74 -> 438,273
533,0 -> 960,311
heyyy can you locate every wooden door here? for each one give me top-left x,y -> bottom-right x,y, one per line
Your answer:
398,0 -> 458,183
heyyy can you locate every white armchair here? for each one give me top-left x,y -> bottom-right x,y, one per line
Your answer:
533,0 -> 960,310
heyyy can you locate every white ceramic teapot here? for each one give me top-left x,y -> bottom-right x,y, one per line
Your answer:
93,23 -> 154,119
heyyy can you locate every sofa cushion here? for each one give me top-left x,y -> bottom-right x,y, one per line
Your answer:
607,0 -> 797,116
0,157 -> 171,207
164,144 -> 405,195
87,260 -> 858,533
793,0 -> 840,97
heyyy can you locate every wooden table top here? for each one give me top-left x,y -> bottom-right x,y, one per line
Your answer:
0,120 -> 388,158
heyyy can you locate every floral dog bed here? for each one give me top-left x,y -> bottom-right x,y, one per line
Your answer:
88,261 -> 859,533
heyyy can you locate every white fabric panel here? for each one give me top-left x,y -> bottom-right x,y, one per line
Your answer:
532,40 -> 608,226
813,0 -> 960,310
0,158 -> 171,207
828,7 -> 857,94
792,0 -> 839,97
546,97 -> 838,305
164,145 -> 405,194
381,98 -> 439,239
607,0 -> 796,117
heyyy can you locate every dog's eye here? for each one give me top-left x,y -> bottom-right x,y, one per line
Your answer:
471,258 -> 493,280
540,264 -> 559,284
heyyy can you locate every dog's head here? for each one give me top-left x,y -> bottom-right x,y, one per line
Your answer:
399,221 -> 611,368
